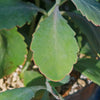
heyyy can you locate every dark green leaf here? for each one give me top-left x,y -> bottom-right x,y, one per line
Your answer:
0,86 -> 45,100
0,1 -> 45,29
41,91 -> 50,100
74,58 -> 100,86
32,7 -> 78,81
0,27 -> 27,78
80,43 -> 96,57
63,12 -> 100,55
0,0 -> 21,4
71,0 -> 100,25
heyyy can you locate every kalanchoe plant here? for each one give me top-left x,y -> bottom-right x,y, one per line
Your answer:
0,0 -> 100,99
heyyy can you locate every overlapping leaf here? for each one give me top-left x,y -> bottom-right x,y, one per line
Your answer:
0,1 -> 45,29
0,0 -> 21,4
0,27 -> 26,78
32,7 -> 78,81
74,58 -> 100,86
0,86 -> 46,100
71,0 -> 100,25
48,75 -> 70,87
63,12 -> 100,55
23,71 -> 45,86
0,82 -> 60,100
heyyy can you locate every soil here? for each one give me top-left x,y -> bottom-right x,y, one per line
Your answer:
0,67 -> 24,93
0,67 -> 97,100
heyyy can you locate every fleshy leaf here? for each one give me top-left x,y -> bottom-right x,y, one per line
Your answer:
0,27 -> 26,78
0,86 -> 45,100
23,71 -> 45,86
71,0 -> 100,26
0,1 -> 45,29
63,12 -> 100,55
0,0 -> 21,4
48,75 -> 70,87
74,58 -> 100,86
32,7 -> 78,81
41,91 -> 50,100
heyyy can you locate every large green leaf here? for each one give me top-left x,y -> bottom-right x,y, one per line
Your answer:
71,0 -> 100,26
63,12 -> 100,55
0,1 -> 45,29
0,86 -> 45,100
0,27 -> 26,78
74,58 -> 100,86
32,7 -> 78,81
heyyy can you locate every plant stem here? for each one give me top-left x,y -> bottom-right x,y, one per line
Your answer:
48,0 -> 61,16
21,61 -> 30,74
48,4 -> 57,16
48,0 -> 67,16
56,0 -> 61,5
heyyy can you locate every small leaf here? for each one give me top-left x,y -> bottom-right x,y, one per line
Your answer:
74,58 -> 100,86
0,27 -> 27,78
32,7 -> 78,81
71,0 -> 100,26
0,86 -> 46,100
48,75 -> 70,87
0,1 -> 45,29
80,43 -> 97,57
23,71 -> 45,86
41,91 -> 50,100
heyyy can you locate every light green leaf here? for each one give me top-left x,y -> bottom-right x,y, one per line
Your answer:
74,58 -> 100,86
0,86 -> 45,100
0,1 -> 45,29
23,71 -> 45,86
71,0 -> 100,25
32,7 -> 78,81
0,27 -> 27,78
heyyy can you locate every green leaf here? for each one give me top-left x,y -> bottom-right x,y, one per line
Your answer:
0,27 -> 27,78
32,7 -> 78,81
80,43 -> 97,57
0,1 -> 45,29
0,0 -> 21,4
48,75 -> 70,87
63,12 -> 100,55
74,58 -> 100,86
71,0 -> 100,25
41,91 -> 50,100
23,71 -> 45,86
0,86 -> 46,100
